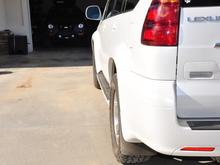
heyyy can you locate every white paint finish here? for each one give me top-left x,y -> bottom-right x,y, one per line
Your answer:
118,70 -> 220,157
0,0 -> 6,30
92,0 -> 220,158
4,0 -> 33,52
177,7 -> 220,118
93,0 -> 177,82
129,0 -> 177,80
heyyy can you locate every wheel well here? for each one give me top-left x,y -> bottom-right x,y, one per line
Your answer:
109,58 -> 117,82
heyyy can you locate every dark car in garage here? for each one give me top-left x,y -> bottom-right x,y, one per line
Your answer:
45,0 -> 94,44
30,0 -> 105,47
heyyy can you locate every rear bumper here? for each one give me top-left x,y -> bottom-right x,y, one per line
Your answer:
117,70 -> 220,157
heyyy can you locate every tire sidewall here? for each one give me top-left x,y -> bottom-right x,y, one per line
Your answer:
110,75 -> 122,159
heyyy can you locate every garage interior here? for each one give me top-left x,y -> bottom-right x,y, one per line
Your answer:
0,0 -> 106,54
29,0 -> 106,49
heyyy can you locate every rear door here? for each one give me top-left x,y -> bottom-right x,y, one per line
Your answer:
97,0 -> 125,80
177,0 -> 220,118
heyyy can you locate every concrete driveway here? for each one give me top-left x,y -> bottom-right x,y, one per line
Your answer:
0,48 -> 216,165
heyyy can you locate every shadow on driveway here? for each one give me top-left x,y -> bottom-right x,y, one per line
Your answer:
128,155 -> 217,165
0,47 -> 92,68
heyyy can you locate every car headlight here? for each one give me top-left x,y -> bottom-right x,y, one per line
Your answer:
78,23 -> 84,29
48,24 -> 54,29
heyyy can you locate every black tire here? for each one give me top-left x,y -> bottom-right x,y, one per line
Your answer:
91,44 -> 101,89
110,74 -> 152,164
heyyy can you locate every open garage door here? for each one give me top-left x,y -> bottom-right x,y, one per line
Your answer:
29,0 -> 106,49
0,0 -> 106,53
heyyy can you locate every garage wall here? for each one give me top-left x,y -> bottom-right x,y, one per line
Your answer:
0,0 -> 6,30
5,0 -> 33,52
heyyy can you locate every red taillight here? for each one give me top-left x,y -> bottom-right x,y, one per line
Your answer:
181,147 -> 215,152
142,0 -> 180,46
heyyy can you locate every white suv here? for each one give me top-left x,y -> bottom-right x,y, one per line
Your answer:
86,0 -> 220,164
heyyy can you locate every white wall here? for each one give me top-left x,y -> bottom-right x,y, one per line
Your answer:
0,0 -> 6,30
5,0 -> 33,52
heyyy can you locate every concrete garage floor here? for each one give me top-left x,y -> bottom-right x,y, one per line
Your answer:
0,48 -> 216,165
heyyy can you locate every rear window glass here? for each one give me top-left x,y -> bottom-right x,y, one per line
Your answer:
182,0 -> 220,7
124,0 -> 139,11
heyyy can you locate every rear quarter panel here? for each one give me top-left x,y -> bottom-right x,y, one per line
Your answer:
118,0 -> 178,80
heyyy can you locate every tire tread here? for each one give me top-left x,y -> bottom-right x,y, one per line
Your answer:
110,74 -> 151,165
